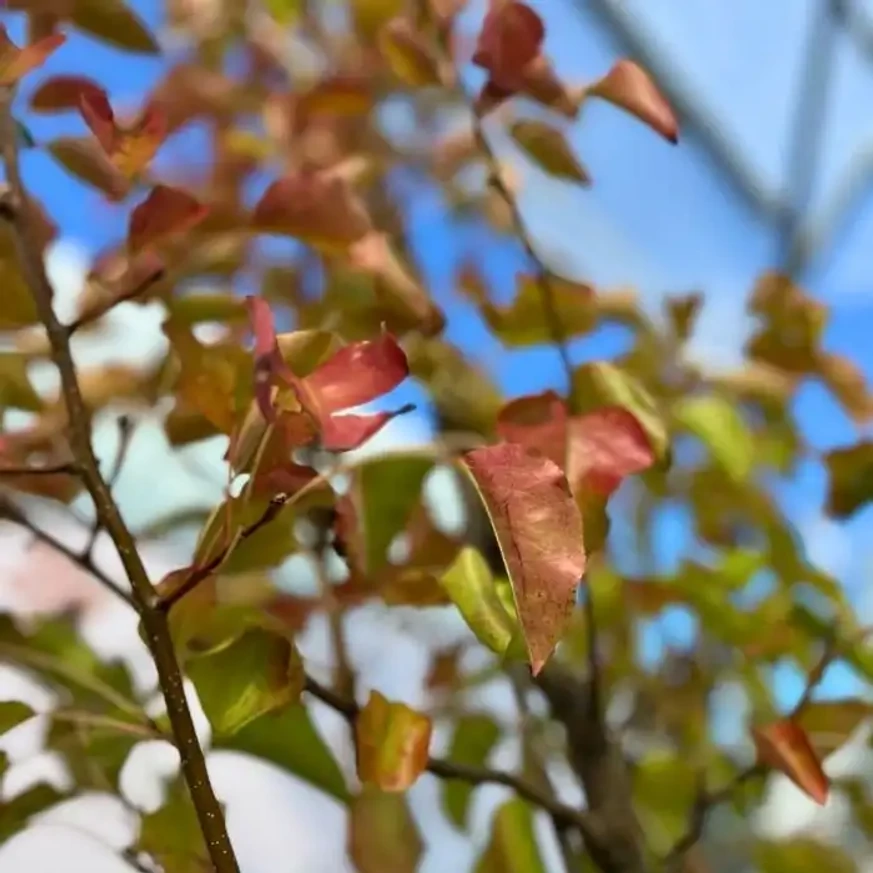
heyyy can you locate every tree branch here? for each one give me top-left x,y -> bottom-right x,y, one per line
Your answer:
303,674 -> 600,837
0,88 -> 240,873
65,266 -> 166,335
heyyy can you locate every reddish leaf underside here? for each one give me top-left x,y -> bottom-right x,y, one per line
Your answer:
128,185 -> 209,253
356,691 -> 432,792
462,442 -> 586,675
587,60 -> 679,144
31,75 -> 104,113
0,27 -> 65,85
752,720 -> 829,805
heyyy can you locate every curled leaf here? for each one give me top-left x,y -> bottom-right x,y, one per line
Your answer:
462,442 -> 585,674
356,691 -> 432,792
752,719 -> 829,805
587,59 -> 678,144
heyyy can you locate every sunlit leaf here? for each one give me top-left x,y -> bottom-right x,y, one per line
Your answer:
188,629 -> 304,738
797,699 -> 873,758
462,443 -> 585,674
356,691 -> 432,792
0,354 -> 43,411
474,798 -> 547,873
348,786 -> 422,873
673,394 -> 754,483
439,547 -> 523,659
586,59 -> 678,143
473,1 -> 544,92
442,713 -> 501,829
510,120 -> 589,185
752,719 -> 829,805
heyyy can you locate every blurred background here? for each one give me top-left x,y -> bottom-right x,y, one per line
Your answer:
2,0 -> 873,871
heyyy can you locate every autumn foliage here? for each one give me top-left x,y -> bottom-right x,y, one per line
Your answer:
0,2 -> 871,873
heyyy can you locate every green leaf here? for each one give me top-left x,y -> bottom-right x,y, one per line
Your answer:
633,749 -> 696,853
188,629 -> 304,738
571,361 -> 670,464
348,786 -> 422,873
474,798 -> 547,873
70,0 -> 160,55
439,547 -> 524,660
350,453 -> 434,574
755,837 -> 857,873
797,700 -> 873,757
264,0 -> 305,24
464,272 -> 596,347
442,713 -> 500,830
215,703 -> 350,801
165,293 -> 248,326
138,777 -> 209,873
510,120 -> 590,185
0,353 -> 43,411
825,441 -> 873,520
0,700 -> 34,735
0,784 -> 64,842
674,394 -> 754,483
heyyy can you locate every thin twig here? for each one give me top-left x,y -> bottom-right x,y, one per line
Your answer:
0,87 -> 240,873
65,267 -> 166,336
0,495 -> 137,609
81,415 -> 136,562
303,674 -> 598,836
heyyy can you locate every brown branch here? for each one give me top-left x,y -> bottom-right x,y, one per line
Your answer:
0,462 -> 79,476
303,674 -> 600,837
0,90 -> 240,873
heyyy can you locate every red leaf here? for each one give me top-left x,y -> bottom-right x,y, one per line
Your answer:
587,60 -> 679,144
31,75 -> 103,113
128,185 -> 209,253
251,461 -> 319,499
568,407 -> 654,496
473,0 -> 545,92
252,170 -> 372,251
0,27 -> 65,85
303,333 -> 410,415
321,405 -> 416,452
752,720 -> 829,805
79,87 -> 168,177
244,296 -> 296,422
497,393 -> 654,497
462,442 -> 585,674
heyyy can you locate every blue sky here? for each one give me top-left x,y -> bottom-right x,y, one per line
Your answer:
6,0 -> 873,710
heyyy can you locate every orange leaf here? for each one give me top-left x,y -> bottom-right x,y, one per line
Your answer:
462,442 -> 585,674
356,691 -> 432,792
752,719 -> 829,805
587,59 -> 678,144
79,86 -> 168,177
128,185 -> 209,253
0,27 -> 65,85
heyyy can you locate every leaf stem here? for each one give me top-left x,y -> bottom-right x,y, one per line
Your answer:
0,87 -> 240,873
